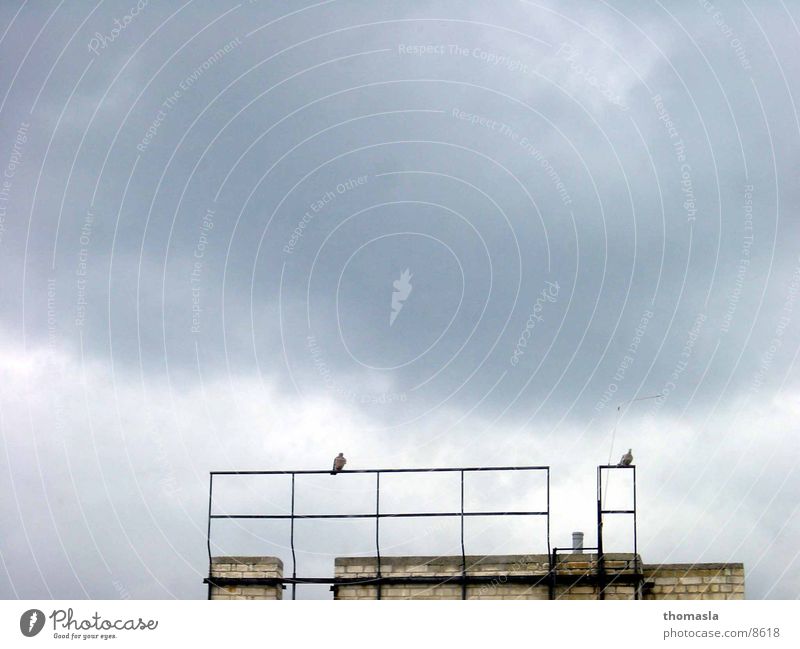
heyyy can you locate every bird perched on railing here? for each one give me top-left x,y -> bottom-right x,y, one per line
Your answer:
619,449 -> 633,466
331,453 -> 347,475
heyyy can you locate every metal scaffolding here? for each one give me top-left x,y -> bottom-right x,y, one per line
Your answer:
205,466 -> 550,599
204,464 -> 641,599
597,464 -> 642,599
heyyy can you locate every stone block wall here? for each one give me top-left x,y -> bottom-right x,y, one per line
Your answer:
334,554 -> 640,600
208,556 -> 283,600
333,554 -> 744,600
552,553 -> 639,600
643,563 -> 745,600
205,554 -> 744,600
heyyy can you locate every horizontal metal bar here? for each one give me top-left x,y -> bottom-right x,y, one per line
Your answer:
210,511 -> 547,520
206,575 -> 552,586
210,466 -> 549,476
597,465 -> 635,470
601,509 -> 636,514
205,573 -> 645,587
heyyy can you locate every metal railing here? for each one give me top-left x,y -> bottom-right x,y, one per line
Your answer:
206,466 -> 551,599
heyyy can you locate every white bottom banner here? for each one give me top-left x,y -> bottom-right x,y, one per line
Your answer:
1,600 -> 796,647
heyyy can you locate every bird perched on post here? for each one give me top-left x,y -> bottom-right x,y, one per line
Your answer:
331,453 -> 347,475
619,449 -> 633,466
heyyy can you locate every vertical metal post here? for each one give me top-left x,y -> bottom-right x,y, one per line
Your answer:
290,473 -> 296,601
460,470 -> 466,600
597,466 -> 605,600
546,468 -> 551,557
376,472 -> 381,600
633,465 -> 640,599
547,469 -> 554,599
596,466 -> 603,555
632,465 -> 638,559
207,473 -> 213,600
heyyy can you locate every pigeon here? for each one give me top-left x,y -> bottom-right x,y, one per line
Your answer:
331,453 -> 347,475
619,449 -> 633,467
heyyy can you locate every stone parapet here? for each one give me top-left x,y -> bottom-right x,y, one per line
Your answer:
643,563 -> 745,600
208,556 -> 283,600
333,554 -> 743,600
204,554 -> 744,600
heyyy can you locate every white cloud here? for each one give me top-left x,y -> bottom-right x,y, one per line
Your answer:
1,336 -> 797,597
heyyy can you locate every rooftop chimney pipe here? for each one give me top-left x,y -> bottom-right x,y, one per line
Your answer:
572,531 -> 584,553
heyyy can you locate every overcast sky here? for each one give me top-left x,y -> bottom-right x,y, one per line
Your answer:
1,0 -> 799,600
